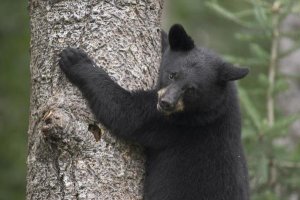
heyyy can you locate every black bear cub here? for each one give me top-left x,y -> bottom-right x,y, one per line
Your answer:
59,24 -> 249,200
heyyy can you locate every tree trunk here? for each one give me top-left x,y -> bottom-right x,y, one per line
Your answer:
27,0 -> 163,199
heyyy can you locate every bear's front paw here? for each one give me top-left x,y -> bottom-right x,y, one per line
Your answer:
59,47 -> 93,74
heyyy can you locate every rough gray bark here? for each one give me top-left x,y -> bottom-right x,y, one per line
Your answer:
27,0 -> 163,199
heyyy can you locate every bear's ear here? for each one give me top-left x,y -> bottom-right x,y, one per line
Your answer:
168,24 -> 195,51
161,30 -> 169,54
219,62 -> 249,82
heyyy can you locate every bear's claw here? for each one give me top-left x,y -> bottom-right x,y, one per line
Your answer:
59,47 -> 91,72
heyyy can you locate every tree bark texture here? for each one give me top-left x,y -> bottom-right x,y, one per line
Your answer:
27,0 -> 163,199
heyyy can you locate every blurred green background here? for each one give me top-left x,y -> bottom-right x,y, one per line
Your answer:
0,0 -> 299,199
0,0 -> 30,199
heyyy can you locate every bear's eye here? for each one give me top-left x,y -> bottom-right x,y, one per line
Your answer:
169,72 -> 177,80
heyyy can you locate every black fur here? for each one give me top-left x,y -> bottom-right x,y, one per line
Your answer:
168,24 -> 195,51
59,24 -> 250,200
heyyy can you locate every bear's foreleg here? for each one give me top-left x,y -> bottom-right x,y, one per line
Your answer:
59,48 -> 174,148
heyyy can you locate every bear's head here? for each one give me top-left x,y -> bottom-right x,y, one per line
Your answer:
157,24 -> 249,114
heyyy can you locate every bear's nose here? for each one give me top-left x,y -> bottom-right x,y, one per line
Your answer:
159,99 -> 173,111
